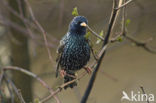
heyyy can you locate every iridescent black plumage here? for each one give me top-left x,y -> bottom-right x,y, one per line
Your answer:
56,16 -> 90,89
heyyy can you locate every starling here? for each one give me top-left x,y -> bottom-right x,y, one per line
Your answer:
56,16 -> 90,89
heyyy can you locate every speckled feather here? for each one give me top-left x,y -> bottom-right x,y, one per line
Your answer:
56,16 -> 90,89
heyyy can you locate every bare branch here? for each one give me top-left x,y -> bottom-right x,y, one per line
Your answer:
41,71 -> 87,103
124,35 -> 156,54
23,0 -> 55,66
4,76 -> 15,103
2,66 -> 61,103
4,74 -> 26,103
86,25 -> 104,41
116,0 -> 156,54
140,86 -> 150,103
0,70 -> 4,86
116,0 -> 134,10
80,0 -> 122,102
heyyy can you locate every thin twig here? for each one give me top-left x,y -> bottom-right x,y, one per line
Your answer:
116,0 -> 134,10
117,0 -> 156,54
0,70 -> 4,86
23,0 -> 55,66
0,70 -> 5,103
4,74 -> 25,103
125,35 -> 156,53
6,80 -> 15,103
3,66 -> 61,103
86,25 -> 104,41
0,1 -> 57,48
41,71 -> 87,103
140,86 -> 150,103
16,0 -> 37,40
110,0 -> 126,42
88,40 -> 99,61
80,0 -> 121,103
121,0 -> 126,35
1,0 -> 58,43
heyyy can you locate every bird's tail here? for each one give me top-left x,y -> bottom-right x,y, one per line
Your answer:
64,71 -> 77,89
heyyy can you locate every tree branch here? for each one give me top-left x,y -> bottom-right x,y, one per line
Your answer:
86,25 -> 104,41
140,86 -> 150,103
80,0 -> 121,102
41,71 -> 87,103
23,0 -> 55,66
124,35 -> 156,53
4,74 -> 25,103
116,0 -> 134,10
2,66 -> 61,103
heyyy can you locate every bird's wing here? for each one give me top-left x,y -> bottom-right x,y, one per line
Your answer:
56,40 -> 65,61
56,36 -> 67,77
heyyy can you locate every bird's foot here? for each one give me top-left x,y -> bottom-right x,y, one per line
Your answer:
60,70 -> 66,78
84,67 -> 92,74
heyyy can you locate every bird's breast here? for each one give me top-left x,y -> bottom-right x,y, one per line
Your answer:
60,36 -> 90,70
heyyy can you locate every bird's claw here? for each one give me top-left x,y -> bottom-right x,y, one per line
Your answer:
60,70 -> 66,78
84,67 -> 92,74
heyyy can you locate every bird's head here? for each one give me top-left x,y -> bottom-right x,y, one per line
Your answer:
69,16 -> 88,35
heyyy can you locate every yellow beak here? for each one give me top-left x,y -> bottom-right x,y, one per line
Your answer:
80,22 -> 87,27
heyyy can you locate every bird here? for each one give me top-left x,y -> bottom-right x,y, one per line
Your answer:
56,16 -> 91,89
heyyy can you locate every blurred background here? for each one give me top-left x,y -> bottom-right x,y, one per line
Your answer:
0,0 -> 156,103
